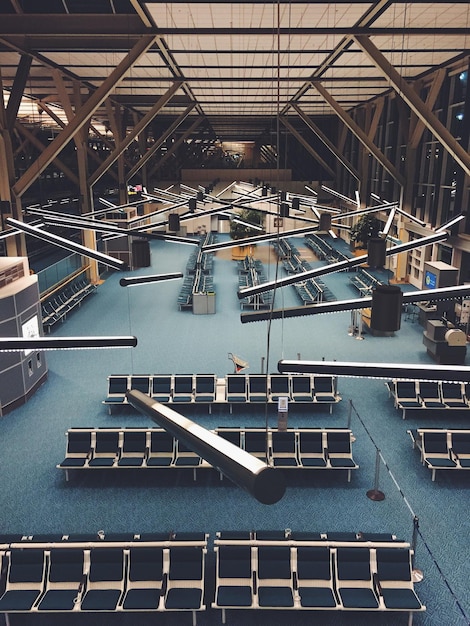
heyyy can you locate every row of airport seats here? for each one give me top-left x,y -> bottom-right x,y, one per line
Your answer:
0,531 -> 207,624
386,379 -> 470,418
212,530 -> 425,624
237,256 -> 273,310
407,428 -> 470,481
349,267 -> 382,296
273,238 -> 336,304
41,277 -> 97,332
0,530 -> 425,625
272,238 -> 324,305
57,427 -> 358,482
304,233 -> 351,265
177,233 -> 216,311
103,373 -> 342,414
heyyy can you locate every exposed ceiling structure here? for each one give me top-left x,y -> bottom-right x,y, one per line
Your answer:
0,1 -> 469,145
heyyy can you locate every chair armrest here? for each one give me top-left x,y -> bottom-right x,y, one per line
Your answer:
373,572 -> 383,596
161,572 -> 168,596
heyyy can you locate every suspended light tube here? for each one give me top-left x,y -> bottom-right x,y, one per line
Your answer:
6,217 -> 126,271
240,283 -> 470,324
202,224 -> 322,253
237,231 -> 449,300
38,214 -> 199,245
0,336 -> 137,351
320,185 -> 358,205
278,359 -> 470,383
436,213 -> 466,232
126,390 -> 286,505
304,185 -> 318,196
119,273 -> 183,287
380,206 -> 397,236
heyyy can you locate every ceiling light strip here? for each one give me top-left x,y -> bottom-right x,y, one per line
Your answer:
0,336 -> 137,351
278,359 -> 470,383
6,217 -> 125,271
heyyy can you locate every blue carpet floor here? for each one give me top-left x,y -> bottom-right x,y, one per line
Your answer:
0,237 -> 469,626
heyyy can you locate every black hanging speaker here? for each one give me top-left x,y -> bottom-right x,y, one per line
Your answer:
291,197 -> 300,211
280,203 -> 289,218
262,186 -> 268,197
189,198 -> 197,212
368,237 -> 386,268
370,284 -> 403,332
197,191 -> 204,201
319,213 -> 332,231
168,213 -> 180,231
132,239 -> 151,268
279,190 -> 286,202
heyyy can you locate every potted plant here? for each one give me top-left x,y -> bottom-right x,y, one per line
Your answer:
230,209 -> 265,259
350,214 -> 382,251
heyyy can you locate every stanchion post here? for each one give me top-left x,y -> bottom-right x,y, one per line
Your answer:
347,399 -> 353,429
411,516 -> 424,582
367,448 -> 385,501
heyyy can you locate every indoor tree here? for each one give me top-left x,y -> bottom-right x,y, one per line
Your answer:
350,214 -> 382,249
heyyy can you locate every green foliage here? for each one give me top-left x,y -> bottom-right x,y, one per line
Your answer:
230,208 -> 265,240
350,214 -> 382,248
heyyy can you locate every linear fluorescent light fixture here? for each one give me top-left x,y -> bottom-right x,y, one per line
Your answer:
231,218 -> 264,232
6,217 -> 125,271
39,215 -> 199,246
127,390 -> 285,505
436,213 -> 466,232
0,336 -> 137,351
320,185 -> 358,205
119,273 -> 183,287
304,185 -> 318,196
202,224 -> 322,253
278,360 -> 470,383
237,231 -> 449,300
241,283 -> 470,323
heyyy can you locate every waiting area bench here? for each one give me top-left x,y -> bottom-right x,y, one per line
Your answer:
41,277 -> 97,332
305,233 -> 351,266
0,530 -> 424,626
407,428 -> 470,481
212,529 -> 425,624
237,256 -> 273,310
103,373 -> 342,414
57,427 -> 358,482
349,267 -> 382,296
0,531 -> 207,626
386,380 -> 470,418
177,233 -> 216,311
273,238 -> 337,303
